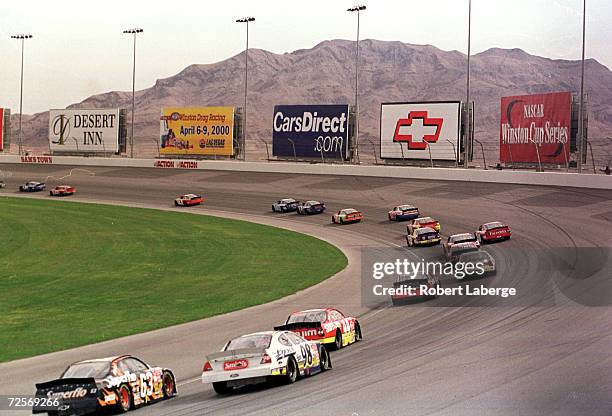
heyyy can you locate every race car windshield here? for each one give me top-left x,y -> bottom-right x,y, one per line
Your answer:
287,311 -> 327,323
452,234 -> 476,242
416,228 -> 435,235
343,209 -> 357,214
399,206 -> 415,211
418,217 -> 433,223
62,362 -> 111,379
459,252 -> 493,263
486,222 -> 505,229
225,334 -> 272,350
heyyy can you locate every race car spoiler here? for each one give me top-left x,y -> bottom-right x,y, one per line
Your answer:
33,377 -> 100,415
274,322 -> 322,331
207,348 -> 267,361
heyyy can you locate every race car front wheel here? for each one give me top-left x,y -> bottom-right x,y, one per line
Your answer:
162,371 -> 176,399
118,384 -> 132,412
355,322 -> 363,341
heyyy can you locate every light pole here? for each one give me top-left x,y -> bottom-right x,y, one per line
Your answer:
577,0 -> 587,173
464,0 -> 472,168
123,28 -> 143,158
347,5 -> 366,164
11,34 -> 32,156
236,17 -> 255,161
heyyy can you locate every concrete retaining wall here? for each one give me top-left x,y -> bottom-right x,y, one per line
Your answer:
1,154 -> 610,189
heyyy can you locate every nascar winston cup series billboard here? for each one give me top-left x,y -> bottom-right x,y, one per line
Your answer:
160,107 -> 234,156
49,109 -> 120,153
500,92 -> 571,164
380,101 -> 462,161
272,105 -> 350,159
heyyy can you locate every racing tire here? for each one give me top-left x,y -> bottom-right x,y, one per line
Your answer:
117,384 -> 132,413
283,357 -> 298,384
319,346 -> 331,371
272,206 -> 276,212
174,201 -> 179,206
339,218 -> 344,225
388,214 -> 393,221
355,322 -> 363,341
212,381 -> 232,395
333,330 -> 343,350
408,238 -> 414,247
162,371 -> 177,399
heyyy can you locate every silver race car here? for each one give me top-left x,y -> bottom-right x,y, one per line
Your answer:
201,331 -> 331,394
272,198 -> 299,212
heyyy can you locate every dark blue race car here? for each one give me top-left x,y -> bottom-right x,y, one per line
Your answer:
19,181 -> 46,192
297,200 -> 326,215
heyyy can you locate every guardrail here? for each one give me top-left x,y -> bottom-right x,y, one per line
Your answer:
1,154 -> 610,190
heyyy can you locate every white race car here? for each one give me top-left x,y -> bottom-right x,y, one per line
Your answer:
202,331 -> 330,394
272,198 -> 299,212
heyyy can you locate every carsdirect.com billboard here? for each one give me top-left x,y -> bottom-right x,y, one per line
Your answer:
272,105 -> 350,159
160,107 -> 234,156
380,101 -> 461,161
500,92 -> 571,164
49,109 -> 120,153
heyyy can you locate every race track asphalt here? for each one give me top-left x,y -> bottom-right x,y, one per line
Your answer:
0,164 -> 611,416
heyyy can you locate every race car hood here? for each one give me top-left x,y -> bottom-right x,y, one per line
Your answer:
33,377 -> 100,415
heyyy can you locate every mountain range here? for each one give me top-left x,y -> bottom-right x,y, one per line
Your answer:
10,39 -> 612,165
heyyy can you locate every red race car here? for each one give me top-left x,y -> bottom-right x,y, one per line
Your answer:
274,308 -> 362,350
174,194 -> 203,206
49,185 -> 76,196
477,221 -> 511,243
407,216 -> 441,233
331,208 -> 363,224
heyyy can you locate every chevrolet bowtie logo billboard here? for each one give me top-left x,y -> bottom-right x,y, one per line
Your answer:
392,111 -> 443,150
380,101 -> 462,161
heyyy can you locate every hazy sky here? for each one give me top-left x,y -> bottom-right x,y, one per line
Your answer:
1,0 -> 610,114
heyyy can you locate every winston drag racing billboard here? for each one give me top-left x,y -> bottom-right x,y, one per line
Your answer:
160,107 -> 234,156
500,92 -> 571,164
272,105 -> 350,159
49,109 -> 120,153
380,101 -> 462,161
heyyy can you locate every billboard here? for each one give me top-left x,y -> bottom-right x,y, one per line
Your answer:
500,92 -> 571,164
272,105 -> 350,159
49,109 -> 120,153
160,107 -> 234,156
380,101 -> 461,161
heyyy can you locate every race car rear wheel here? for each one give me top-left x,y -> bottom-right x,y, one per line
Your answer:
162,371 -> 176,399
118,384 -> 132,412
333,330 -> 343,350
212,381 -> 232,394
320,346 -> 330,371
283,357 -> 298,384
272,205 -> 276,212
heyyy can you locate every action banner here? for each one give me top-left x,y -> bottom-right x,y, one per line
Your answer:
500,92 -> 571,164
160,107 -> 234,156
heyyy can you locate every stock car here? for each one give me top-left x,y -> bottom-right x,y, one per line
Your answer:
407,216 -> 441,233
272,198 -> 299,212
406,227 -> 441,247
443,233 -> 480,256
445,241 -> 481,261
387,204 -> 420,221
297,200 -> 326,215
49,185 -> 76,196
274,308 -> 362,350
391,273 -> 441,305
331,208 -> 363,224
32,355 -> 177,415
19,181 -> 46,192
174,194 -> 203,206
477,221 -> 511,243
201,330 -> 330,394
457,250 -> 497,277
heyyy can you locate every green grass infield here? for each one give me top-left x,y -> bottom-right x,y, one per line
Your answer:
0,197 -> 347,362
